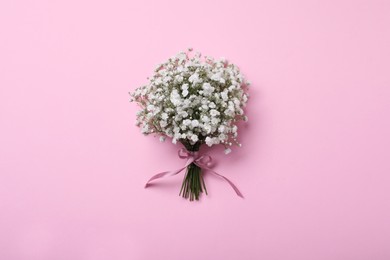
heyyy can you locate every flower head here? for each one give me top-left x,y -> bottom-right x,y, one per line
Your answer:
130,49 -> 249,151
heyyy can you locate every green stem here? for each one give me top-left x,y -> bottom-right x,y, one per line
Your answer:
179,141 -> 208,201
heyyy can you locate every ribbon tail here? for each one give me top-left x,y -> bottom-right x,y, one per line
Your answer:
144,158 -> 194,188
196,164 -> 244,198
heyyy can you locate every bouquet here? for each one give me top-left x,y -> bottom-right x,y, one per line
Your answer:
130,48 -> 250,201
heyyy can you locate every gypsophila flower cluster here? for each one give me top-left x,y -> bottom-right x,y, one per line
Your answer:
130,48 -> 250,154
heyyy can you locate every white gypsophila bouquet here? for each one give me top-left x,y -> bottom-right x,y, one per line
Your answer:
130,48 -> 250,201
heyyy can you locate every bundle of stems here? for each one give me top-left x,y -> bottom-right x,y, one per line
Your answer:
179,140 -> 207,201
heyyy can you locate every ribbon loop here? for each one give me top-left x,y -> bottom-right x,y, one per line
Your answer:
145,148 -> 243,198
196,155 -> 213,167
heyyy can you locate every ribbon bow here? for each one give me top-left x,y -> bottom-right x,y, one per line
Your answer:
145,148 -> 243,198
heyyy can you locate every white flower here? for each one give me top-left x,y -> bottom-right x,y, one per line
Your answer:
208,102 -> 216,108
201,115 -> 210,123
211,72 -> 221,81
160,120 -> 168,128
211,72 -> 225,84
218,133 -> 227,141
183,119 -> 192,126
175,75 -> 184,83
221,91 -> 229,101
176,52 -> 186,60
190,134 -> 199,142
211,117 -> 220,125
218,125 -> 226,133
204,124 -> 212,133
163,76 -> 171,83
159,136 -> 166,142
210,109 -> 220,117
205,137 -> 212,146
224,108 -> 235,117
202,83 -> 215,96
224,148 -> 232,154
161,113 -> 168,120
188,73 -> 201,84
191,120 -> 199,127
141,124 -> 149,134
170,90 -> 182,106
181,83 -> 189,90
147,104 -> 155,111
179,111 -> 188,118
228,85 -> 237,91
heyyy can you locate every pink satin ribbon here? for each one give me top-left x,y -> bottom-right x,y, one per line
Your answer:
144,148 -> 243,198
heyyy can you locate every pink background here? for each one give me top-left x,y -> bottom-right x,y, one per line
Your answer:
1,0 -> 390,259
